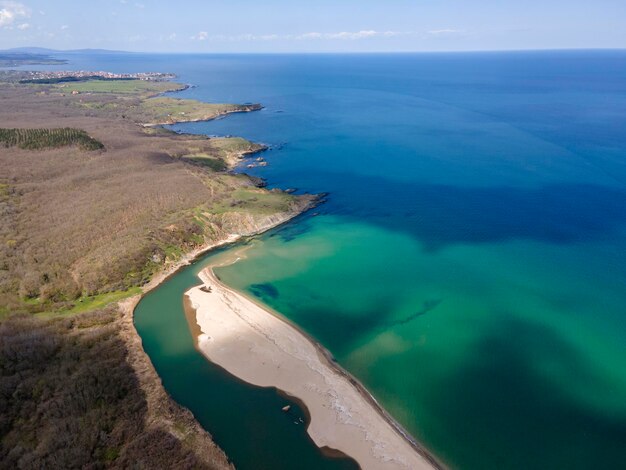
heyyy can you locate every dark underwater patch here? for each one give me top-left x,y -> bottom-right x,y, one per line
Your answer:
249,283 -> 280,299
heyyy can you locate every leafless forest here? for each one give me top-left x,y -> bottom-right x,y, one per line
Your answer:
0,309 -> 233,469
0,80 -> 308,314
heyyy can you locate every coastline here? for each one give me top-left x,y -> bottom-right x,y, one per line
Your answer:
185,264 -> 442,470
127,76 -> 441,469
138,197 -> 318,295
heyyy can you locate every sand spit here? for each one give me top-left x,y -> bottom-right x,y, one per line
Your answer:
187,268 -> 439,470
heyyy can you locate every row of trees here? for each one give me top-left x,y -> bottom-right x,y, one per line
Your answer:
0,128 -> 104,151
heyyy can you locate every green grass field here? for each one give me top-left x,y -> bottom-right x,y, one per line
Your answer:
33,288 -> 142,319
209,136 -> 263,157
181,154 -> 228,171
140,97 -> 243,123
209,187 -> 295,216
55,79 -> 183,95
179,137 -> 263,170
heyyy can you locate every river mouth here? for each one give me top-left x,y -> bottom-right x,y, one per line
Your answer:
134,240 -> 361,470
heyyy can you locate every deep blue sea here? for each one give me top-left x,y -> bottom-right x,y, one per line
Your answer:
43,51 -> 626,469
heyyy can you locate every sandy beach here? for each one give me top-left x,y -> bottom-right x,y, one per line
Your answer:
186,267 -> 440,470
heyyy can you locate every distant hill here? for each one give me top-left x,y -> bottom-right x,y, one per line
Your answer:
0,51 -> 67,67
3,47 -> 132,55
0,48 -> 134,67
3,47 -> 59,54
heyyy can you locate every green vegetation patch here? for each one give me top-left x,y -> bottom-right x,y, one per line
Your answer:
54,79 -> 182,95
0,128 -> 104,151
141,126 -> 178,136
182,154 -> 228,171
140,97 -> 246,124
209,186 -> 295,216
52,288 -> 142,317
1,288 -> 142,320
175,137 -> 264,171
209,136 -> 264,158
0,183 -> 10,202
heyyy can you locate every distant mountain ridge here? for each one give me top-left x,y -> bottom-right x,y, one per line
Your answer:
2,47 -> 132,55
0,48 -> 134,67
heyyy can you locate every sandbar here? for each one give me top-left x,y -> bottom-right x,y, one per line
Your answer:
186,267 -> 440,470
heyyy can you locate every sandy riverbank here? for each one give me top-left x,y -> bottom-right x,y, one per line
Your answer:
186,267 -> 440,470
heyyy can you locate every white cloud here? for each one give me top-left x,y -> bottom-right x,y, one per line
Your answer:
203,33 -> 283,42
184,28 -> 469,44
428,29 -> 465,35
0,1 -> 31,28
16,21 -> 28,29
295,29 -> 415,41
192,30 -> 412,43
60,24 -> 69,30
257,34 -> 280,41
298,32 -> 322,40
297,30 -> 409,40
330,30 -> 378,40
191,31 -> 208,41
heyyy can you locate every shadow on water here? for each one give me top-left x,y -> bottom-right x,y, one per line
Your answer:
250,282 -> 280,299
248,286 -> 441,356
307,171 -> 626,250
269,217 -> 317,242
422,316 -> 626,470
276,297 -> 411,355
388,300 -> 442,328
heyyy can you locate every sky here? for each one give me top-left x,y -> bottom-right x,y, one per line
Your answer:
1,0 -> 625,53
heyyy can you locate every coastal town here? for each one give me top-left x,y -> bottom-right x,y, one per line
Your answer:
13,70 -> 176,83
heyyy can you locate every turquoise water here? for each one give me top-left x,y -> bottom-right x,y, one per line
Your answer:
180,52 -> 626,469
60,51 -> 626,468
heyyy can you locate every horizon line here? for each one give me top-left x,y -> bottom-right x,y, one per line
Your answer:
4,46 -> 626,55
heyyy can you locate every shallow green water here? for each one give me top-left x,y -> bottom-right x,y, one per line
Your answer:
216,215 -> 626,469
